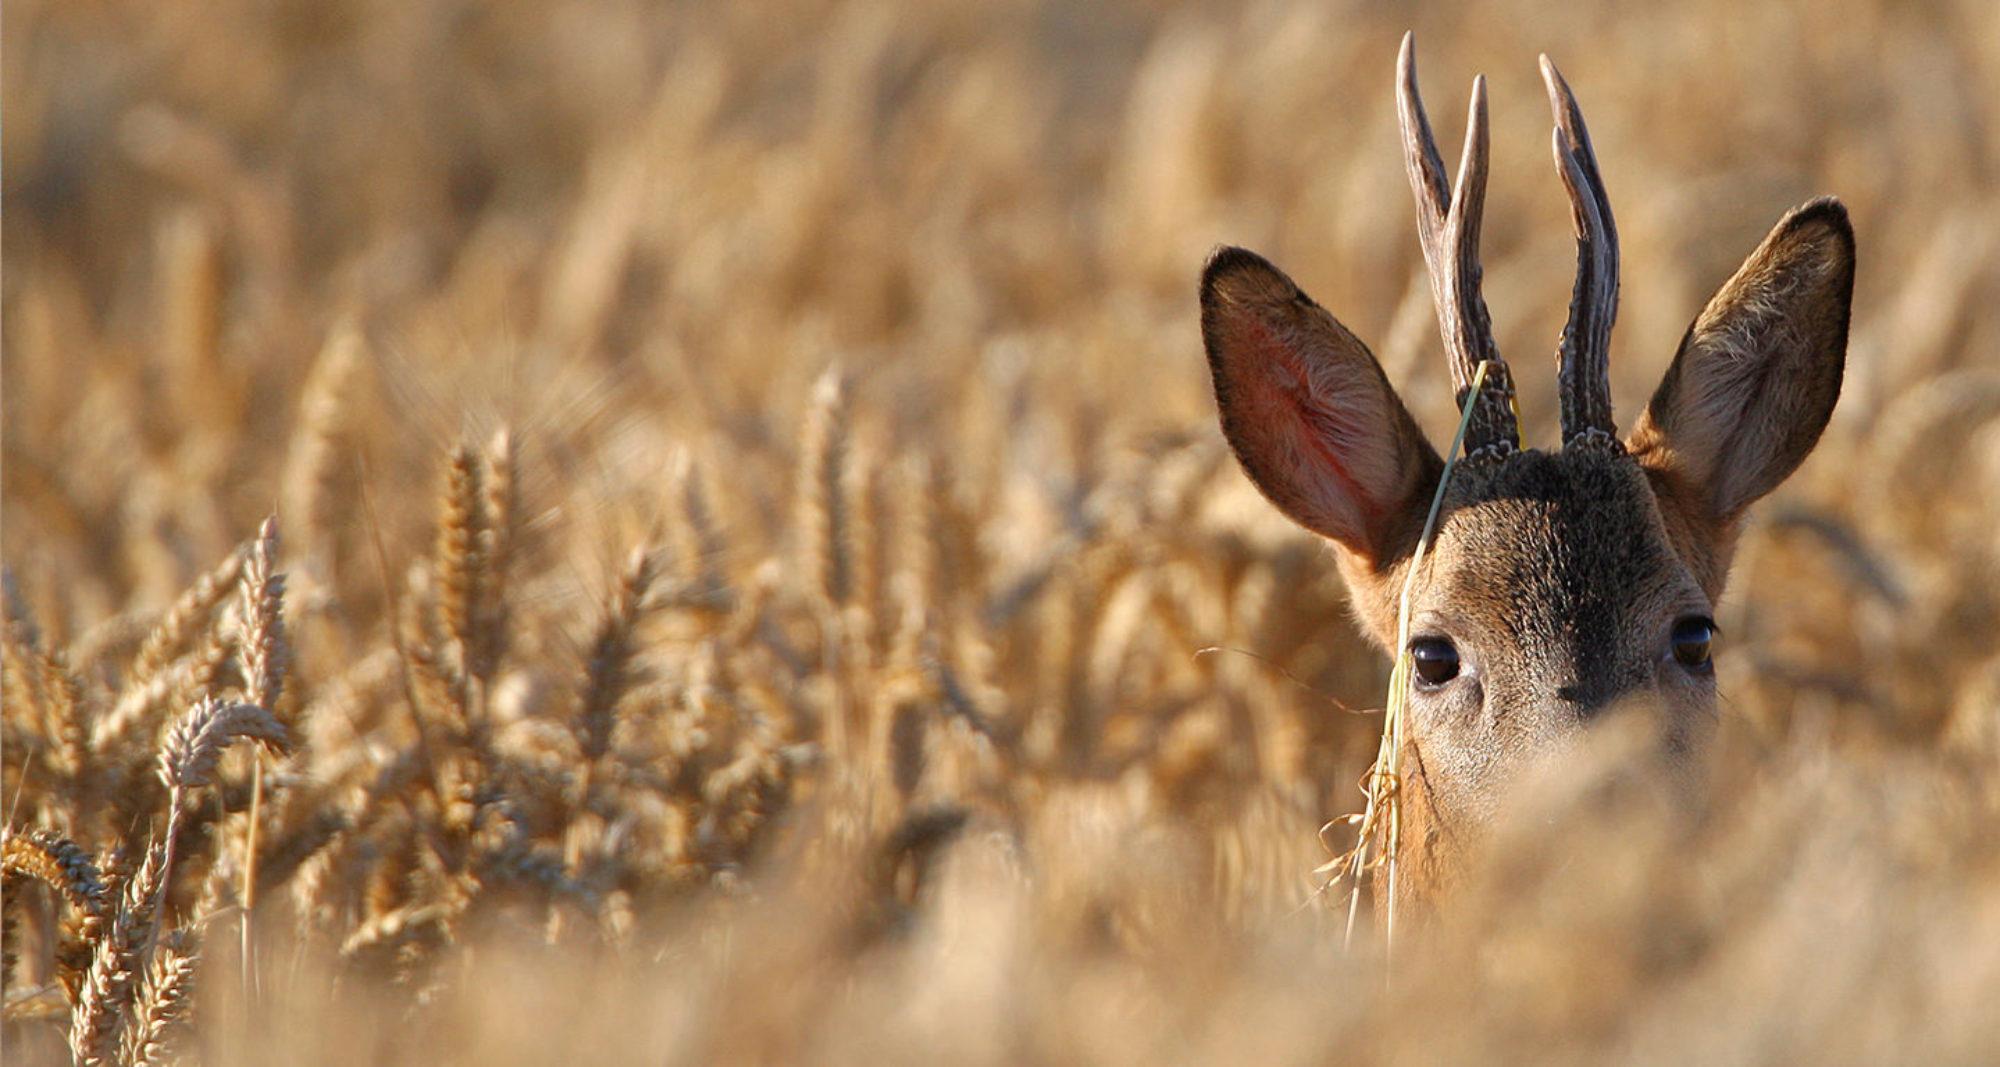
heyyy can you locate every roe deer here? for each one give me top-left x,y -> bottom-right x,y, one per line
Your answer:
1200,35 -> 1855,908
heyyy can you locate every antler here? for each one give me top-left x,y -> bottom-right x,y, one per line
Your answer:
1396,33 -> 1518,458
1540,54 -> 1620,448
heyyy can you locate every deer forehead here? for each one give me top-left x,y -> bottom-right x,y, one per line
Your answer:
1417,449 -> 1702,663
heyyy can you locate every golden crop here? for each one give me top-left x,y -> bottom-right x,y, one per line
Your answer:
4,2 -> 1998,1063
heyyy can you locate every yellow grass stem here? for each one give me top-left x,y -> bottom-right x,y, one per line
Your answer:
1344,359 -> 1497,956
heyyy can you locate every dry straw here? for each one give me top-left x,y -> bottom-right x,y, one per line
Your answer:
1337,359 -> 1498,954
5,5 -> 1999,1061
576,546 -> 664,766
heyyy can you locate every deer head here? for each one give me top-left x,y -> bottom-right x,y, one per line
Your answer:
1200,35 -> 1855,905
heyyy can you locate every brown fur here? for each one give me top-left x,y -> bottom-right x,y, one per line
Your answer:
1629,197 -> 1858,598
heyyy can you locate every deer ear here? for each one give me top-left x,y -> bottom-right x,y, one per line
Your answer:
1201,247 -> 1441,562
1629,198 -> 1855,521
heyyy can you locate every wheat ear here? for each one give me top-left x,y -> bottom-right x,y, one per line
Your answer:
576,548 -> 663,765
130,545 -> 246,689
117,941 -> 198,1067
235,516 -> 287,1006
799,366 -> 852,610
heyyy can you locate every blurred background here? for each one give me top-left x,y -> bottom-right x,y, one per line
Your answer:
5,1 -> 2000,1063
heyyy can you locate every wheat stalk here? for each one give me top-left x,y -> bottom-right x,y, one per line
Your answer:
117,941 -> 197,1067
235,516 -> 288,1006
437,443 -> 487,670
576,547 -> 663,766
800,366 -> 853,611
469,427 -> 518,688
159,698 -> 288,797
4,829 -> 110,997
70,845 -> 164,1065
238,517 -> 289,713
284,319 -> 364,573
37,647 -> 91,799
1340,359 -> 1496,956
130,544 -> 246,689
2,829 -> 109,920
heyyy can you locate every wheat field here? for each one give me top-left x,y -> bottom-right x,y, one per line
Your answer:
4,1 -> 2000,1063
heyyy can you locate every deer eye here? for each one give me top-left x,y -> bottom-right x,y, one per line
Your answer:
1409,637 -> 1461,687
1671,617 -> 1716,672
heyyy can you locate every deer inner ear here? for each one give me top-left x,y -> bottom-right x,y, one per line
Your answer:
1200,247 -> 1441,563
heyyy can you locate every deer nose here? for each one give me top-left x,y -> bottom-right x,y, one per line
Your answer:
1556,683 -> 1606,720
1555,675 -> 1630,719
1556,671 -> 1652,722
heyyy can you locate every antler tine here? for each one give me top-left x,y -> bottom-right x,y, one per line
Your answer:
1540,54 -> 1620,448
1396,33 -> 1518,456
1396,34 -> 1451,226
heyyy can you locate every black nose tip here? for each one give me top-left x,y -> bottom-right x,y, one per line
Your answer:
1559,675 -> 1664,723
1557,681 -> 1619,719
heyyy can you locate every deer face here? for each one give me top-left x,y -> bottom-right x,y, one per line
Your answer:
1200,37 -> 1855,900
1386,447 -> 1716,832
